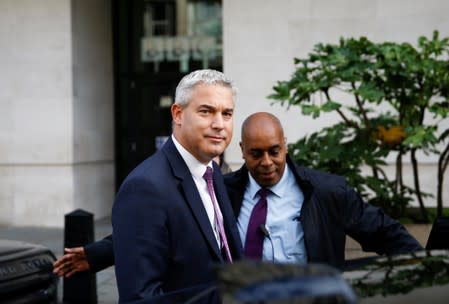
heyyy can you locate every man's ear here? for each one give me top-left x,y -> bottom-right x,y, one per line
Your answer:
171,103 -> 183,125
239,141 -> 244,158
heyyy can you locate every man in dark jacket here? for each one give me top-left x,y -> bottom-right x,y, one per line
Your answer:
224,112 -> 422,269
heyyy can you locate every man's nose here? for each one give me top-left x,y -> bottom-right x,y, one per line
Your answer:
211,113 -> 224,129
261,152 -> 273,165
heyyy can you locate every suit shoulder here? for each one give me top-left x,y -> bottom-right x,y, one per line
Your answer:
120,152 -> 171,188
223,166 -> 246,185
295,165 -> 346,187
223,170 -> 237,182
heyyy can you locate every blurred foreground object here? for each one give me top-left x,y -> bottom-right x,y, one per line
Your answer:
0,240 -> 57,303
344,250 -> 449,303
217,261 -> 357,304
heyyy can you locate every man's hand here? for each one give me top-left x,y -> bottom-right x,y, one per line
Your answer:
53,247 -> 90,278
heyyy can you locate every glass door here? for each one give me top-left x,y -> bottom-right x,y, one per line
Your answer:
113,0 -> 223,186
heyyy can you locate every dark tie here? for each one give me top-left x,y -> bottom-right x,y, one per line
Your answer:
244,188 -> 269,259
203,166 -> 233,263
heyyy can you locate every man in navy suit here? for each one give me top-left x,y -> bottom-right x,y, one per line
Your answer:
112,70 -> 242,303
52,159 -> 230,279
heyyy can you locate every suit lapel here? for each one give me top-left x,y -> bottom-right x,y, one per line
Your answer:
180,178 -> 223,261
163,138 -> 223,261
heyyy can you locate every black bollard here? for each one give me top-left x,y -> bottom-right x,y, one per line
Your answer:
63,209 -> 97,304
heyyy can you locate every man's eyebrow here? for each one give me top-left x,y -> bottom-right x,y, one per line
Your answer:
249,145 -> 281,151
198,104 -> 216,110
198,104 -> 234,112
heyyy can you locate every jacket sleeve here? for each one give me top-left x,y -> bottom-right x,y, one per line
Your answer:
342,185 -> 423,255
112,177 -> 169,303
85,234 -> 114,273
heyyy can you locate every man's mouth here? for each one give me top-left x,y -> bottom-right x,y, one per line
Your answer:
260,171 -> 275,178
207,135 -> 225,142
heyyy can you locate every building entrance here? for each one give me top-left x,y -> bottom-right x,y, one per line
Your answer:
113,0 -> 223,185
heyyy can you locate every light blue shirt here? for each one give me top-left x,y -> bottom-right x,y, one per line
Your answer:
237,164 -> 307,264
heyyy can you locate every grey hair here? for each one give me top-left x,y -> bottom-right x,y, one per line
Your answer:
174,69 -> 237,106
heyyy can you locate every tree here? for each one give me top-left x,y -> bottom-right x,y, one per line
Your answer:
269,31 -> 449,221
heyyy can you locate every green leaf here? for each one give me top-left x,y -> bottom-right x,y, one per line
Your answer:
321,100 -> 341,112
301,104 -> 321,118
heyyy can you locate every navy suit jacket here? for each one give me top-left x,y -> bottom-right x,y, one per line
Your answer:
112,137 -> 242,303
85,235 -> 114,273
224,155 -> 422,269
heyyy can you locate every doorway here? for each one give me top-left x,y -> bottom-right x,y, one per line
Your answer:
112,0 -> 223,186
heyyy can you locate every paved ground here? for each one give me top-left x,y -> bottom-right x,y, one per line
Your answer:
0,218 -> 431,304
0,216 -> 117,304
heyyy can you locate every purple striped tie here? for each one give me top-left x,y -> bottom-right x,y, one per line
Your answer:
244,188 -> 269,259
203,166 -> 233,263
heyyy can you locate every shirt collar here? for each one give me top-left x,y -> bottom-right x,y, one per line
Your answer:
246,164 -> 291,199
171,135 -> 213,179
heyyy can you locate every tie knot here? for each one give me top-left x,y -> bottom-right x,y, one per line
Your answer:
203,166 -> 213,182
258,188 -> 270,199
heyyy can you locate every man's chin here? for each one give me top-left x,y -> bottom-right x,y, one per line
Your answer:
255,175 -> 277,187
254,180 -> 272,188
203,151 -> 223,162
208,145 -> 226,155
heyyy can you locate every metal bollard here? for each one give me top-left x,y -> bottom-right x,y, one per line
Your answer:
63,209 -> 97,304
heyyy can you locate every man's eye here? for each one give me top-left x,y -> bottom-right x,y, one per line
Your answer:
223,111 -> 233,118
251,152 -> 262,158
270,150 -> 280,156
199,109 -> 210,114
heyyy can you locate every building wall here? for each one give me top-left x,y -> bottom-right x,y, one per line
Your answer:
71,0 -> 114,219
223,0 -> 449,207
0,0 -> 114,227
1,0 -> 448,227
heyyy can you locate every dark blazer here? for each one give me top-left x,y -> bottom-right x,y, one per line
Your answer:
85,235 -> 114,273
224,155 -> 422,269
112,137 -> 242,303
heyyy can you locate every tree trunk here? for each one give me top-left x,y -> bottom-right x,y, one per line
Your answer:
411,149 -> 428,221
437,142 -> 449,216
395,152 -> 405,216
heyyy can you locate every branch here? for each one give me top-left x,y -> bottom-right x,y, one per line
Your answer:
411,149 -> 428,221
375,166 -> 390,182
323,89 -> 359,129
351,82 -> 371,131
441,141 -> 449,173
436,141 -> 449,216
